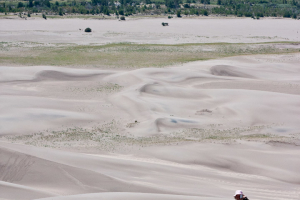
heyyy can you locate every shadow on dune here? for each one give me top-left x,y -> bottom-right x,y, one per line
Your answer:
210,65 -> 254,79
35,70 -> 113,82
154,118 -> 197,132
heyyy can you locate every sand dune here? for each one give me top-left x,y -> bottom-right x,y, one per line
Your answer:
1,54 -> 300,135
0,180 -> 53,200
0,141 -> 299,200
1,53 -> 300,200
1,18 -> 300,200
0,145 -> 162,199
0,66 -> 114,82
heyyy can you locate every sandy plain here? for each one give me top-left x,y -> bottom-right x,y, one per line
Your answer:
0,17 -> 300,200
1,17 -> 300,44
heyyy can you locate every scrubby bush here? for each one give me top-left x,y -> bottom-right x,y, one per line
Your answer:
42,13 -> 47,19
120,16 -> 125,20
28,0 -> 33,7
168,15 -> 173,19
176,10 -> 181,17
59,8 -> 63,16
244,13 -> 252,17
283,11 -> 291,18
85,27 -> 92,32
184,4 -> 190,8
292,14 -> 297,19
17,2 -> 24,8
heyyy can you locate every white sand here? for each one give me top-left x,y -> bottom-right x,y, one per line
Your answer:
1,18 -> 300,200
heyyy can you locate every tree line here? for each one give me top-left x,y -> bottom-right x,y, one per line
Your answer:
0,0 -> 299,18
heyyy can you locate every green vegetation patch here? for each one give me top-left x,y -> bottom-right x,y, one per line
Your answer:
0,42 -> 299,68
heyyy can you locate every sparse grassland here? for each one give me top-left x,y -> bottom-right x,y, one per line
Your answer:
2,120 -> 296,153
0,42 -> 299,68
65,82 -> 123,94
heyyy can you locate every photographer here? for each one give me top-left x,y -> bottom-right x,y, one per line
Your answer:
234,190 -> 249,200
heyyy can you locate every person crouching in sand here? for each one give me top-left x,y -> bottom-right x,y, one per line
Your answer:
234,190 -> 249,200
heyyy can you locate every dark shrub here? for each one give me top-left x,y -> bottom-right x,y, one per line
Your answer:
17,2 -> 24,8
59,8 -> 63,16
283,12 -> 291,18
29,0 -> 33,7
244,13 -> 252,17
292,14 -> 297,19
120,16 -> 125,20
85,27 -> 92,32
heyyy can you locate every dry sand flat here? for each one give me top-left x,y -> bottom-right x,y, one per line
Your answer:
0,18 -> 300,44
0,17 -> 300,200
